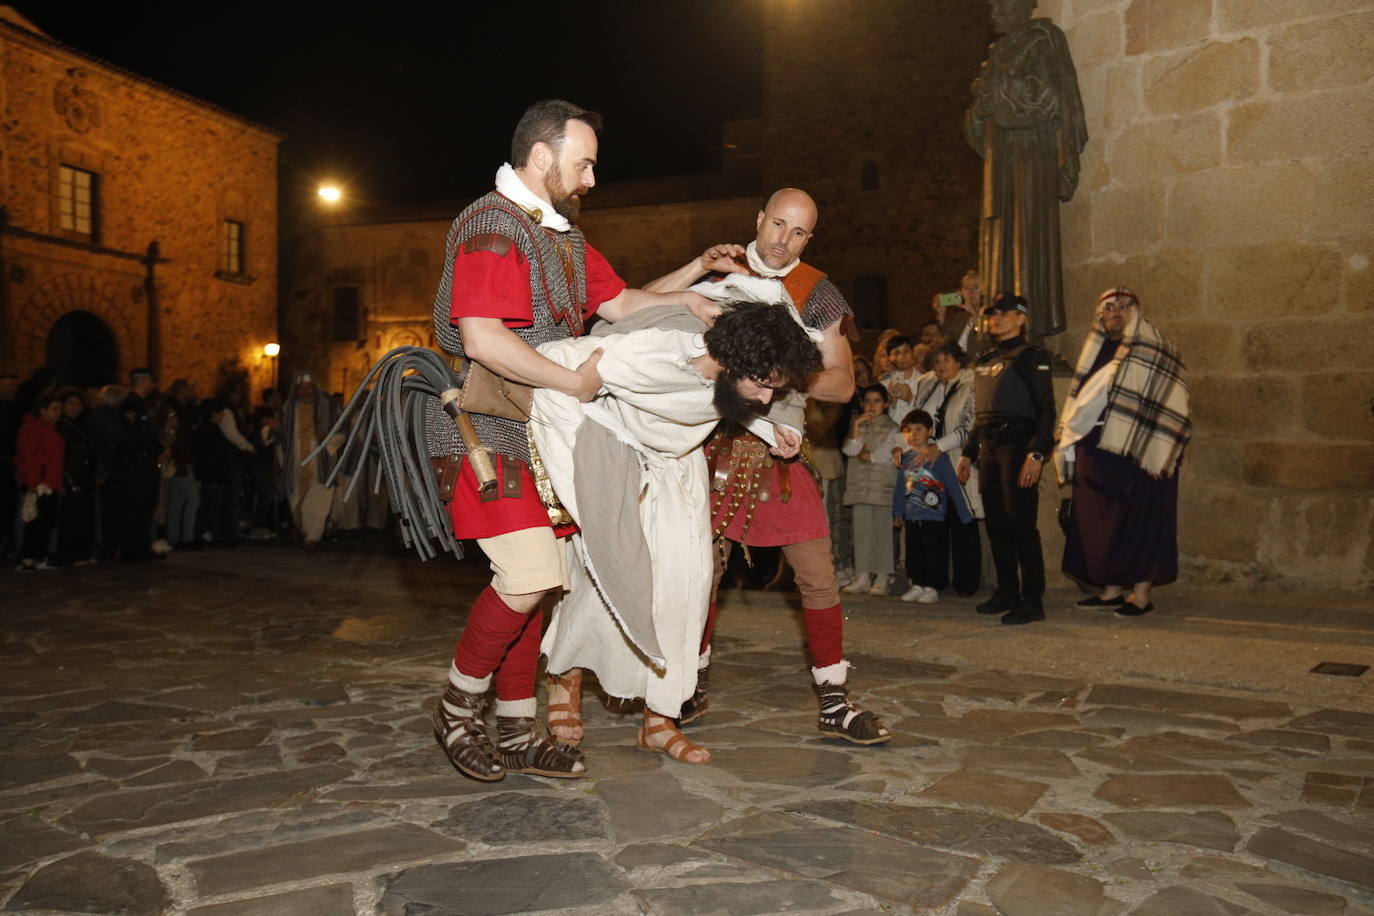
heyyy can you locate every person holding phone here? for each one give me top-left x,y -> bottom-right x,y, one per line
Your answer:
934,270 -> 983,354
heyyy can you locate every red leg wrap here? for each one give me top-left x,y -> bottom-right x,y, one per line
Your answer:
453,587 -> 529,680
803,603 -> 845,669
494,607 -> 544,702
699,601 -> 718,656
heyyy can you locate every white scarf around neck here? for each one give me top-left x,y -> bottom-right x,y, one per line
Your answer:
745,240 -> 799,278
494,162 -> 570,233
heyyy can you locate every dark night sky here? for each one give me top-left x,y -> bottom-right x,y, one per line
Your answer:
27,2 -> 764,208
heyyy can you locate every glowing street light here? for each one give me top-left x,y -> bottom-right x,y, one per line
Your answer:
317,184 -> 342,204
263,342 -> 280,357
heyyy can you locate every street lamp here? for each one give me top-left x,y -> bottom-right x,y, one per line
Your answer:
318,184 -> 342,204
263,342 -> 280,390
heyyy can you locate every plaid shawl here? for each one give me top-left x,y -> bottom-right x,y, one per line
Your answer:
1065,305 -> 1191,477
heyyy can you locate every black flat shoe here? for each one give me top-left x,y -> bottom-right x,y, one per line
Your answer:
1115,601 -> 1154,617
1001,604 -> 1046,625
1076,594 -> 1126,608
977,594 -> 1019,615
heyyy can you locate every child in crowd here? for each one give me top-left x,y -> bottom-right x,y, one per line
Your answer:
841,384 -> 904,596
892,409 -> 972,603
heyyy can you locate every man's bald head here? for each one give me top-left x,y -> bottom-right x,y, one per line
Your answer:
754,188 -> 818,271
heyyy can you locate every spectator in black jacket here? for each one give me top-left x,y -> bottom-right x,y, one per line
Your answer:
54,388 -> 98,565
88,384 -> 131,559
119,368 -> 165,561
194,399 -> 238,547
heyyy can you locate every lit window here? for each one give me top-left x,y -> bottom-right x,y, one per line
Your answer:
222,220 -> 244,274
58,165 -> 97,237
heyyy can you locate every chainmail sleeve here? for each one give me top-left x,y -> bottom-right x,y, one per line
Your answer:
801,279 -> 852,332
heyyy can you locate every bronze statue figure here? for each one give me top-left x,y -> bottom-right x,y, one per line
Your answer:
966,0 -> 1087,338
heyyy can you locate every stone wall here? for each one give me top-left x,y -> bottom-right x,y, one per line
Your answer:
0,16 -> 280,396
1031,0 -> 1374,589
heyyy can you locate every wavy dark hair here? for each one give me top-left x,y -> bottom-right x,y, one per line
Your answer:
703,301 -> 822,388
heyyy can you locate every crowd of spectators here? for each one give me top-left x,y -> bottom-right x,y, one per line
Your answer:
0,366 -> 387,571
810,272 -> 1188,622
804,271 -> 989,604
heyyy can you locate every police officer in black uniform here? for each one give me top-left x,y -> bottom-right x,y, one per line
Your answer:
956,293 -> 1056,625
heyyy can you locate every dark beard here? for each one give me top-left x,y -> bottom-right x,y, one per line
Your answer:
544,165 -> 581,222
712,372 -> 767,428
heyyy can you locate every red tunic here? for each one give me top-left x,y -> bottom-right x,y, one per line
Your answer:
445,236 -> 625,540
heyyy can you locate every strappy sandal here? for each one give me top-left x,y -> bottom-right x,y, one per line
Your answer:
678,665 -> 709,725
817,683 -> 892,746
546,670 -> 584,746
496,716 -> 586,778
433,686 -> 504,782
637,716 -> 710,764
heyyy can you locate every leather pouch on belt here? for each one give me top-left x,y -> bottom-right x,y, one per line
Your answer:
432,455 -> 461,502
459,361 -> 534,422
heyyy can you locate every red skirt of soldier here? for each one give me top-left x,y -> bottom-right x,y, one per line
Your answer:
709,443 -> 829,547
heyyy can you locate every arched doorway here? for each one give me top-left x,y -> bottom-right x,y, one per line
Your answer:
46,311 -> 119,387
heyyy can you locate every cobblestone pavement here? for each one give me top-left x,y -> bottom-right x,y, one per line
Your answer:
2,541 -> 1372,915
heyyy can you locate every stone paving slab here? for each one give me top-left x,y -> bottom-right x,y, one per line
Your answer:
185,884 -> 356,916
1084,684 -> 1293,720
985,861 -> 1125,916
58,764 -> 352,835
632,879 -> 842,914
438,791 -> 606,845
187,823 -> 463,897
1103,810 -> 1240,851
595,773 -> 724,844
1095,773 -> 1252,809
5,851 -> 168,915
793,798 -> 1081,863
1234,880 -> 1349,914
0,815 -> 89,872
920,767 -> 1051,815
376,852 -> 629,915
694,811 -> 980,910
1247,826 -> 1374,892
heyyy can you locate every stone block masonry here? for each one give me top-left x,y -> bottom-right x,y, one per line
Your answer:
1035,0 -> 1374,589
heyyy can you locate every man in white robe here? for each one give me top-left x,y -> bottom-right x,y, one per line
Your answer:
531,294 -> 820,763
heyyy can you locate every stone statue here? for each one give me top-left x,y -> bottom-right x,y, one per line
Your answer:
966,0 -> 1087,338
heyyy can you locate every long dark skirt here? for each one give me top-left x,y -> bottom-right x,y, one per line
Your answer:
1062,428 -> 1179,587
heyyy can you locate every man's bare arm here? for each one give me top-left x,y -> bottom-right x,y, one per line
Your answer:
458,317 -> 603,402
596,287 -> 721,326
641,244 -> 749,293
804,321 -> 856,404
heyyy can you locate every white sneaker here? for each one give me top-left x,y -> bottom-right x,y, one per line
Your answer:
900,585 -> 924,602
868,577 -> 889,596
842,573 -> 873,594
834,568 -> 855,588
917,586 -> 940,604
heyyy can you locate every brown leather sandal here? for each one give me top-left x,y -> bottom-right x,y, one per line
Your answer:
637,716 -> 710,764
496,716 -> 586,778
432,686 -> 504,782
546,670 -> 584,747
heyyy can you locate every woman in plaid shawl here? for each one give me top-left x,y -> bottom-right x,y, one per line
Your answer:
1054,288 -> 1191,617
